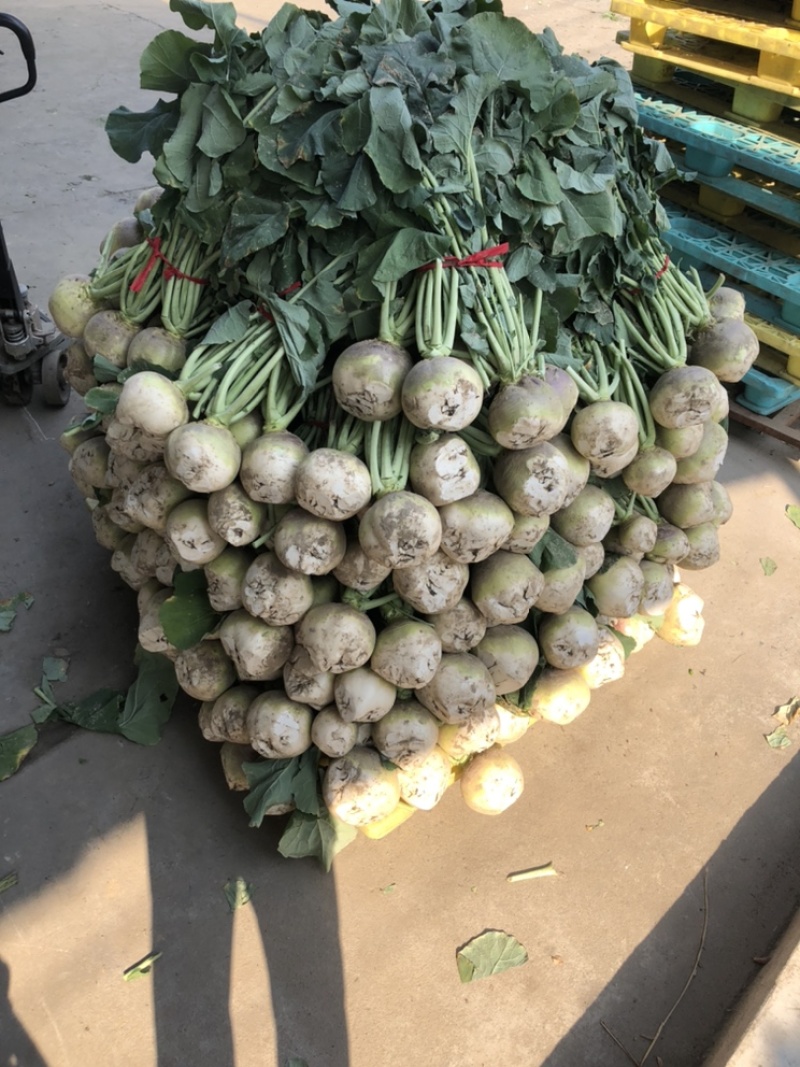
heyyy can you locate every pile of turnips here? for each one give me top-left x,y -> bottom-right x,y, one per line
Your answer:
50,0 -> 757,862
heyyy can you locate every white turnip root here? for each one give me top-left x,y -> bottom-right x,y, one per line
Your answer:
311,705 -> 361,758
527,666 -> 592,725
672,421 -> 728,484
487,375 -> 564,449
48,274 -> 107,338
416,653 -> 497,724
247,691 -> 313,758
648,365 -> 719,429
396,747 -> 452,810
124,463 -> 192,533
494,702 -> 534,746
165,421 -> 241,494
570,400 -> 639,467
127,326 -> 186,374
638,559 -> 675,616
646,521 -> 690,565
239,431 -> 308,504
199,684 -> 259,744
470,550 -> 544,625
680,522 -> 721,570
474,624 -> 540,695
603,514 -> 658,559
322,746 -> 401,827
332,540 -> 392,592
370,699 -> 440,768
242,551 -> 314,626
707,286 -> 746,323
203,547 -> 251,612
548,434 -> 591,507
438,705 -> 501,761
207,482 -> 267,546
273,508 -> 347,576
69,437 -> 111,492
370,618 -> 442,688
408,434 -> 481,506
295,603 -> 376,674
586,554 -> 644,618
492,442 -> 571,516
460,746 -> 524,814
550,484 -> 616,546
658,481 -> 716,529
137,587 -> 177,658
219,609 -> 294,681
576,626 -> 626,690
401,355 -> 484,431
621,446 -> 677,497
438,490 -> 515,563
544,365 -> 580,427
358,490 -> 442,569
282,645 -> 335,709
294,448 -> 372,521
655,421 -> 705,459
574,541 -> 605,580
656,582 -> 705,646
332,339 -> 413,421
538,607 -> 600,669
65,340 -> 96,395
392,549 -> 470,614
423,597 -> 487,653
689,317 -> 758,382
535,557 -> 586,615
114,371 -> 189,437
82,309 -> 140,368
709,481 -> 733,526
174,640 -> 237,701
164,499 -> 228,567
334,667 -> 397,723
502,512 -> 550,554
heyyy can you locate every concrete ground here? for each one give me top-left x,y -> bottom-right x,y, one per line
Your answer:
1,2 -> 800,1065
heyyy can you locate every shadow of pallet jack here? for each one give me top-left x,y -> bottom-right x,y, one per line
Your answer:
0,13 -> 69,408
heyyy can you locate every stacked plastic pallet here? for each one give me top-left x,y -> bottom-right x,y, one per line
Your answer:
611,0 -> 800,443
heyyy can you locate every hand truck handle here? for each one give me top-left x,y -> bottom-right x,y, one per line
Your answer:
0,13 -> 36,104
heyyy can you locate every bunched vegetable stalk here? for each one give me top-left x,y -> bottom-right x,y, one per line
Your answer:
51,0 -> 740,870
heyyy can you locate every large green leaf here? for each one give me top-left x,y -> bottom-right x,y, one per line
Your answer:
169,0 -> 250,51
243,748 -> 321,827
118,652 -> 179,746
139,30 -> 210,94
0,591 -> 33,634
198,85 -> 247,159
158,82 -> 209,189
159,570 -> 220,651
277,809 -> 358,872
450,14 -> 554,105
105,100 -> 180,164
364,86 -> 424,194
221,195 -> 291,266
456,930 -> 528,983
0,725 -> 38,782
57,688 -> 126,733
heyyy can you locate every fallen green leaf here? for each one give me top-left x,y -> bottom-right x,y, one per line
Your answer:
786,504 -> 800,531
0,724 -> 38,781
224,877 -> 253,911
456,930 -> 528,983
57,688 -> 126,734
118,651 -> 179,745
380,883 -> 396,894
123,951 -> 162,981
42,656 -> 69,683
765,726 -> 791,749
759,557 -> 778,576
764,696 -> 800,749
285,1059 -> 309,1067
775,697 -> 800,725
0,592 -> 33,633
0,870 -> 19,894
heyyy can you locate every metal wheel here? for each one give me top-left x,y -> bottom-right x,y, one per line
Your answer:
41,347 -> 71,407
0,367 -> 34,406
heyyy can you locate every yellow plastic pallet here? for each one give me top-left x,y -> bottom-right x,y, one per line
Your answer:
748,317 -> 800,376
611,0 -> 800,103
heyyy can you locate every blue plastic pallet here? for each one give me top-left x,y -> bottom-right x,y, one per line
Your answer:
663,205 -> 800,313
668,151 -> 800,229
636,89 -> 800,188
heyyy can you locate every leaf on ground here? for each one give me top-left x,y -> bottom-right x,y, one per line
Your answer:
0,871 -> 19,894
764,696 -> 800,749
785,504 -> 800,531
223,876 -> 253,912
0,592 -> 34,633
118,651 -> 179,746
123,952 -> 162,981
57,688 -> 126,734
0,724 -> 38,782
456,930 -> 528,983
285,1059 -> 310,1067
759,557 -> 778,576
277,809 -> 358,872
42,656 -> 69,683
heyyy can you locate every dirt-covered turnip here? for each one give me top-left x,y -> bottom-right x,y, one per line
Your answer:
460,746 -> 524,815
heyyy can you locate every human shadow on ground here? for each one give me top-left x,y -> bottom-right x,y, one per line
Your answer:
0,958 -> 50,1067
542,754 -> 800,1067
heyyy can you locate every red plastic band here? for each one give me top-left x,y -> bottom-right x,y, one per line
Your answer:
655,255 -> 670,281
418,242 -> 510,272
128,235 -> 209,293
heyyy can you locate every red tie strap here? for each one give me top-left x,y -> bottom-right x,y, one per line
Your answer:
129,235 -> 210,293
